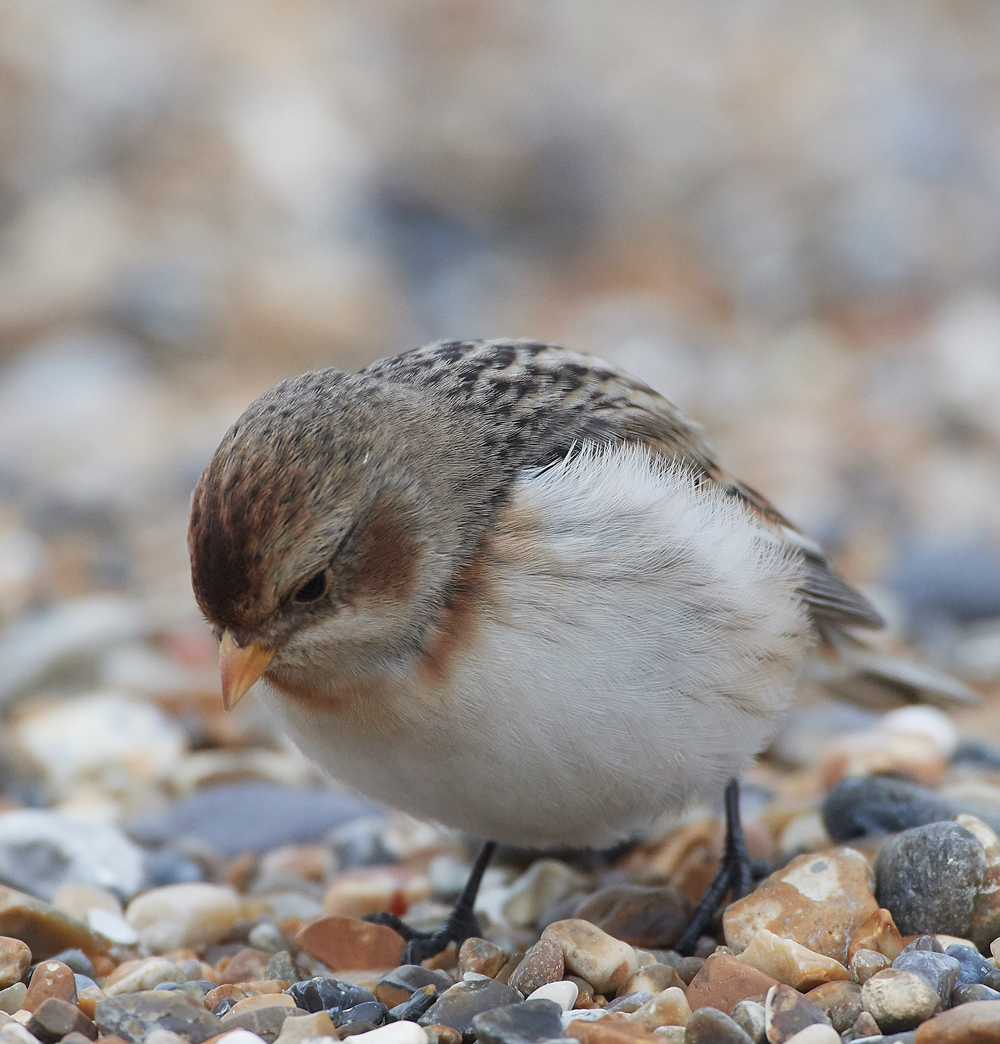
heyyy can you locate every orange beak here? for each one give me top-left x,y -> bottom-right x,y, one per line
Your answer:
219,630 -> 275,711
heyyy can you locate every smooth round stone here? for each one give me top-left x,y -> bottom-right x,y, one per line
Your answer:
625,986 -> 690,1030
912,999 -> 1000,1042
213,1033 -> 268,1044
573,886 -> 690,950
823,777 -> 959,843
50,950 -> 94,980
604,991 -> 652,1015
805,981 -> 862,1033
418,979 -> 523,1036
502,862 -> 588,931
763,983 -> 831,1042
126,884 -> 239,953
0,982 -> 27,1014
860,969 -> 941,1034
26,996 -> 96,1043
95,991 -> 221,1044
541,920 -> 638,996
955,814 -> 1000,953
621,965 -> 684,996
674,958 -> 705,985
951,983 -> 1000,1005
102,957 -> 186,997
458,938 -> 507,980
525,982 -> 578,1011
892,952 -> 961,1007
683,1007 -> 754,1044
286,977 -> 379,1017
738,929 -> 850,991
685,953 -> 780,1016
508,939 -> 564,996
472,998 -> 563,1044
272,1010 -> 337,1044
0,937 -> 30,988
24,960 -> 76,1011
876,823 -> 986,937
901,936 -> 944,954
779,1027 -> 839,1043
219,948 -> 272,986
347,1023 -> 430,1044
296,916 -> 404,972
730,1000 -> 765,1044
850,949 -> 890,985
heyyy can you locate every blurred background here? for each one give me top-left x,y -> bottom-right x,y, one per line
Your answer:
1,0 -> 1000,900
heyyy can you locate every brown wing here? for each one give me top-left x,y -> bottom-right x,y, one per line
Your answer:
365,338 -> 883,634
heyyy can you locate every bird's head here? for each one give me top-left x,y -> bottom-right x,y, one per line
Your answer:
188,368 -> 476,710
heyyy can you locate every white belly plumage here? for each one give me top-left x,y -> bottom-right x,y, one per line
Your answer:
263,443 -> 811,848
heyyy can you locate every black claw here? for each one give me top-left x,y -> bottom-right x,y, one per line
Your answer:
676,778 -> 753,956
364,841 -> 497,964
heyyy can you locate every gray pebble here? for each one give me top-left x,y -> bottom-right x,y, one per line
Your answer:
471,999 -> 564,1044
730,999 -> 765,1044
94,990 -> 221,1044
891,950 -> 961,1006
875,822 -> 986,936
419,978 -> 523,1039
684,1006 -> 754,1044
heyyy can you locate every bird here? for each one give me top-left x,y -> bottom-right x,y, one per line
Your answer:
188,338 -> 974,956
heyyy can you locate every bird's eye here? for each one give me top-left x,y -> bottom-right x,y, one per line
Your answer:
293,572 -> 327,603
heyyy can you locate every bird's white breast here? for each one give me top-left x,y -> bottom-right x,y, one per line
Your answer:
263,443 -> 810,848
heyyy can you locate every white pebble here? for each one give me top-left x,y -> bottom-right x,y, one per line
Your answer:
145,1032 -> 190,1044
881,705 -> 958,757
559,1009 -> 608,1030
213,1033 -> 268,1044
462,972 -> 491,982
103,957 -> 186,996
527,981 -> 579,1011
782,1026 -> 840,1044
340,1024 -> 429,1044
126,883 -> 239,952
88,907 -> 139,945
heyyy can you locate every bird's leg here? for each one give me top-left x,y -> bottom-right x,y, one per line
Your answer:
675,778 -> 752,956
365,840 -> 496,964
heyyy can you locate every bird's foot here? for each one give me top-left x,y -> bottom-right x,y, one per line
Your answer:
675,778 -> 753,956
364,840 -> 497,964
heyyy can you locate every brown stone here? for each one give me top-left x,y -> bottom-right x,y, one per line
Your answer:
322,866 -> 431,919
507,938 -> 564,996
567,1018 -> 659,1044
296,916 -> 404,971
739,930 -> 850,991
685,953 -> 781,1015
620,964 -> 685,996
25,997 -> 96,1043
861,968 -> 941,1034
76,984 -> 103,1021
23,961 -> 76,1012
625,986 -> 691,1029
272,1010 -> 337,1044
724,849 -> 878,965
0,888 -> 107,962
764,984 -> 831,1043
845,1011 -> 880,1039
219,1001 -> 307,1043
846,909 -> 904,963
223,993 -> 297,1018
913,1000 -> 1000,1043
541,920 -> 638,996
848,948 -> 890,985
423,1025 -> 462,1044
574,886 -> 691,949
956,815 -> 1000,953
457,937 -> 507,979
805,981 -> 863,1033
61,1034 -> 99,1044
218,948 -> 272,985
0,938 -> 30,989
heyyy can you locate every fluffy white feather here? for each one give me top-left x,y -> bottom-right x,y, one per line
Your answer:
264,442 -> 810,847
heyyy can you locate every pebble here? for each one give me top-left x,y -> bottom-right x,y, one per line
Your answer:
25,997 -> 95,1043
780,1028 -> 839,1044
724,849 -> 878,964
651,1028 -> 683,1044
566,1020 -> 658,1044
891,952 -> 961,1007
848,910 -> 905,962
297,918 -> 404,972
503,862 -> 588,931
144,1033 -> 189,1044
950,983 -> 1000,1004
620,966 -> 684,996
508,939 -> 564,996
860,969 -> 941,1034
686,953 -> 780,1015
103,958 -> 187,996
457,939 -> 507,980
219,1002 -> 304,1042
376,968 -> 453,1009
912,999 -> 1000,1042
573,887 -> 690,950
286,977 -> 381,1017
94,990 -> 222,1044
471,998 -> 564,1044
418,978 -> 522,1037
822,778 -> 959,843
388,986 -> 437,1023
625,986 -> 690,1029
682,1007 -> 754,1044
0,940 -> 29,990
220,949 -> 273,985
540,920 -> 638,996
213,1034 -> 268,1044
804,981 -> 862,1033
842,1010 -> 880,1041
850,950 -> 891,985
0,985 -> 27,1015
324,868 -> 430,920
730,999 -> 766,1044
125,884 -> 239,953
875,823 -> 986,937
50,885 -> 121,922
272,1010 -> 338,1044
953,814 -> 1000,952
525,982 -> 578,1011
763,984 -> 831,1043
0,887 -> 108,961
738,930 -> 849,991
347,1024 -> 429,1044
943,944 -> 999,987
23,962 -> 76,1012
224,995 -> 298,1018
52,950 -> 94,980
